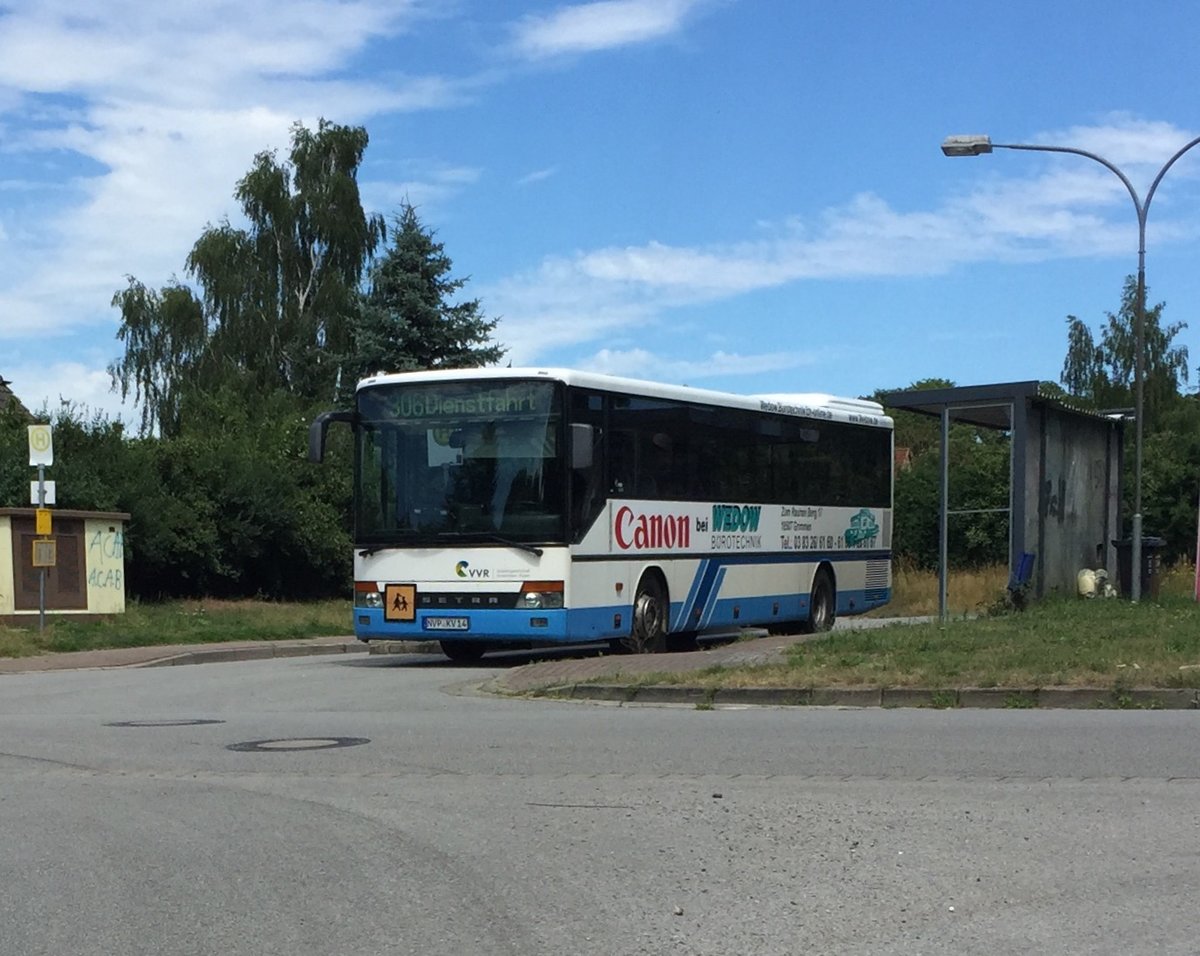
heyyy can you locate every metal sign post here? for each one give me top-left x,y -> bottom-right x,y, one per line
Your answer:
28,426 -> 54,632
38,466 -> 47,632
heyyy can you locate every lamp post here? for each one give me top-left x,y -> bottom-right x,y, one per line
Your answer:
942,133 -> 1200,601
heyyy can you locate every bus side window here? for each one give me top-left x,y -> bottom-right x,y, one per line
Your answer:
609,430 -> 636,496
570,389 -> 607,541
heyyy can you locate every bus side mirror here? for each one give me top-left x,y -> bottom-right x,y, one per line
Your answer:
309,410 -> 355,463
570,423 -> 595,470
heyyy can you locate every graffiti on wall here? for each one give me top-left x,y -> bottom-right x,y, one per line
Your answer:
88,530 -> 124,591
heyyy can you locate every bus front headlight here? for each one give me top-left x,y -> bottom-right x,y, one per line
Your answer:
519,581 -> 564,609
354,584 -> 383,609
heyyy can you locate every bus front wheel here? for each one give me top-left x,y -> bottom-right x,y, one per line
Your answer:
440,640 -> 486,663
621,574 -> 669,654
801,569 -> 836,634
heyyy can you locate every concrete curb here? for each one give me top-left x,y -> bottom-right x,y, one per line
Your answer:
528,683 -> 1200,710
0,639 -> 376,675
136,641 -> 369,668
367,641 -> 438,656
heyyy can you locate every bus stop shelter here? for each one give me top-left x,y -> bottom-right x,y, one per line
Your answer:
881,381 -> 1124,615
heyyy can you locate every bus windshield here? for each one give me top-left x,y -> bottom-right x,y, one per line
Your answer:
355,379 -> 565,544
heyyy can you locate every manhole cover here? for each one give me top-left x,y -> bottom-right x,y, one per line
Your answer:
106,719 -> 226,728
226,737 -> 370,753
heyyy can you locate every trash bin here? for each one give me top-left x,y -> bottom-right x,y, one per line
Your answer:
1112,537 -> 1167,599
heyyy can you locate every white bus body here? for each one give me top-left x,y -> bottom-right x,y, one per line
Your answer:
310,368 -> 893,660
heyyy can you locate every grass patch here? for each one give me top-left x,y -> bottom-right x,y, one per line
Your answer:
0,599 -> 352,659
611,595 -> 1200,692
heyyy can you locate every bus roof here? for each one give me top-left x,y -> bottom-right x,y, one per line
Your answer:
357,367 -> 893,429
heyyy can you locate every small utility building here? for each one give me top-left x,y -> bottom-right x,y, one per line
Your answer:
0,509 -> 131,625
882,381 -> 1124,604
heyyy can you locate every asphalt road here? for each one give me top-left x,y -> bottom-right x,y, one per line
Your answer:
2,652 -> 1198,955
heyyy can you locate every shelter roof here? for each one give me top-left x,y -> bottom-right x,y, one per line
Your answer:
880,381 -> 1123,430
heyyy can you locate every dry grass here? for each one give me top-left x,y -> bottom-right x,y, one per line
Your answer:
884,559 -> 1198,616
1159,560 -> 1199,599
883,561 -> 1009,617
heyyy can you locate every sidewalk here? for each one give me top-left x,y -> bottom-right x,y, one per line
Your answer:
0,634 -> 365,675
489,632 -> 808,694
4,632 -> 1197,710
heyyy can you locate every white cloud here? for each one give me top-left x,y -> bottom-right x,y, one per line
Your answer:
0,0 -> 465,346
511,0 -> 706,58
4,359 -> 135,424
487,118 -> 1200,366
517,166 -> 559,186
1035,115 -> 1200,173
486,256 -> 658,364
0,1 -> 412,100
364,164 -> 484,216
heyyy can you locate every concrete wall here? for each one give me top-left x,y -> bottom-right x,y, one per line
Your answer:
84,518 -> 126,614
1022,404 -> 1121,597
0,518 -> 12,615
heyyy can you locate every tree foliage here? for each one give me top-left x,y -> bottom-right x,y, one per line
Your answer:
111,120 -> 386,435
78,119 -> 507,599
109,280 -> 207,437
879,379 -> 1013,570
1141,396 -> 1200,560
1060,275 -> 1189,427
348,203 -> 505,390
0,396 -> 353,600
1059,275 -> 1197,548
117,390 -> 353,598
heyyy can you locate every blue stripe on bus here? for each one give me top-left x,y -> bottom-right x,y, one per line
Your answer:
350,586 -> 893,646
676,558 -> 709,629
699,566 -> 727,629
683,559 -> 721,629
672,549 -> 878,623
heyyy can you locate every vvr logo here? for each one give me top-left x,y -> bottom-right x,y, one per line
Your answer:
455,561 -> 490,579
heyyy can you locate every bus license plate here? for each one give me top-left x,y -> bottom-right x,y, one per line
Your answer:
423,616 -> 470,631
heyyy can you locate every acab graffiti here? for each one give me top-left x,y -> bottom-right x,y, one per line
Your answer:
88,530 -> 125,591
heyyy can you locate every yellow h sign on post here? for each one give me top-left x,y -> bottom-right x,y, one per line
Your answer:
36,508 -> 52,536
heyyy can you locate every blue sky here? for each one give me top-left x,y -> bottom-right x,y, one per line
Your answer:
2,0 -> 1200,421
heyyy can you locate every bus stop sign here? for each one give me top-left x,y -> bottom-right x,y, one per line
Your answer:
28,425 -> 53,466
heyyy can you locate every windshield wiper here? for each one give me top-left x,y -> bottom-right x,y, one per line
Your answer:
475,534 -> 544,557
358,533 -> 544,558
435,531 -> 545,558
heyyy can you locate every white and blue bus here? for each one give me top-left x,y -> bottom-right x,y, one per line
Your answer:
309,368 -> 893,661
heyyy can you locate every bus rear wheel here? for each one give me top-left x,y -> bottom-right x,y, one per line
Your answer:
440,640 -> 486,663
621,574 -> 669,654
801,569 -> 836,634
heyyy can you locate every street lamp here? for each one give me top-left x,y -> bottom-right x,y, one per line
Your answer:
942,132 -> 1200,601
